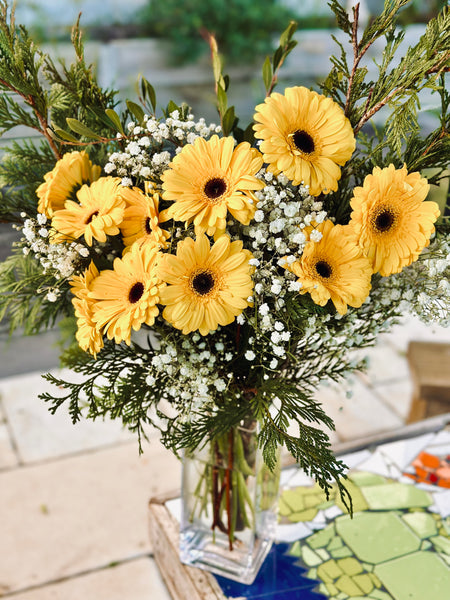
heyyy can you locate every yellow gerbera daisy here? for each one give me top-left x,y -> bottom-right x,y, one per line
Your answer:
37,151 -> 101,217
158,234 -> 254,335
119,185 -> 170,251
51,177 -> 125,246
161,135 -> 264,236
70,262 -> 104,356
348,164 -> 440,276
287,220 -> 372,315
89,242 -> 161,345
253,86 -> 355,196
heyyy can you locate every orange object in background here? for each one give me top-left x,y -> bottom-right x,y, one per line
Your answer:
405,451 -> 450,488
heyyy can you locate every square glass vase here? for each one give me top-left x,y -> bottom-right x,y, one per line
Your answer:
179,422 -> 280,584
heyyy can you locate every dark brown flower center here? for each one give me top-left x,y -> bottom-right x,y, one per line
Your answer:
204,177 -> 227,200
292,130 -> 315,154
315,260 -> 332,279
145,216 -> 152,235
85,210 -> 99,224
128,282 -> 145,303
192,271 -> 215,295
374,209 -> 395,233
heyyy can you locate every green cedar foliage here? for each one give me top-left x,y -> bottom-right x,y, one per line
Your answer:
0,1 -> 118,334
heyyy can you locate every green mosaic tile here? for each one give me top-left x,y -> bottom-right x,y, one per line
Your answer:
349,471 -> 387,486
335,480 -> 368,514
316,548 -> 331,561
441,553 -> 450,567
360,482 -> 432,510
369,591 -> 393,600
443,517 -> 450,536
420,539 -> 432,550
278,489 -> 305,515
301,545 -> 323,566
307,524 -> 335,549
289,508 -> 318,521
430,535 -> 450,555
317,559 -> 344,583
287,540 -> 302,557
304,493 -> 324,508
402,511 -> 438,538
337,557 -> 363,576
331,546 -> 354,559
368,571 -> 382,587
336,512 -> 421,564
317,500 -> 335,510
335,573 -> 365,596
317,583 -> 330,597
353,573 -> 374,594
327,536 -> 343,552
374,551 -> 450,600
324,581 -> 340,597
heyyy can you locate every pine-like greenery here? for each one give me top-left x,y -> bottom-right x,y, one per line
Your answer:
0,0 -> 449,507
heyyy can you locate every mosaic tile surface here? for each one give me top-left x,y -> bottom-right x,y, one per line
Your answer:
220,424 -> 450,600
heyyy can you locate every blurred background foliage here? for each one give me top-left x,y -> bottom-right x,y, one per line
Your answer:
14,1 -> 450,57
138,0 -> 296,65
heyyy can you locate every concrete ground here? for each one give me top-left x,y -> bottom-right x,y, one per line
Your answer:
0,315 -> 448,599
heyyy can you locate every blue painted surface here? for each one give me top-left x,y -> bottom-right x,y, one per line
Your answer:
216,543 -> 327,599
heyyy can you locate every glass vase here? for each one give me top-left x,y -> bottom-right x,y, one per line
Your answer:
179,418 -> 280,585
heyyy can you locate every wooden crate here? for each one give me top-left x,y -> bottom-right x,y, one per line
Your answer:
148,497 -> 226,600
407,341 -> 450,423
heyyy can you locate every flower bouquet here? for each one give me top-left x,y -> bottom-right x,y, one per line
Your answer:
0,0 -> 449,585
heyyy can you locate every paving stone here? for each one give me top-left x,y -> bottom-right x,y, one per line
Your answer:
316,380 -> 403,442
0,369 -> 137,463
0,557 -> 171,600
358,344 -> 410,386
0,441 -> 180,593
0,423 -> 18,470
372,379 -> 414,422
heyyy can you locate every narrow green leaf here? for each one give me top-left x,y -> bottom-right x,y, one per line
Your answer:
212,52 -> 222,84
66,118 -> 102,140
166,100 -> 180,116
262,56 -> 273,92
126,100 -> 145,124
140,77 -> 156,112
105,109 -> 125,135
217,84 -> 227,116
242,122 -> 255,145
222,106 -> 236,136
51,128 -> 80,143
272,46 -> 283,72
280,20 -> 297,49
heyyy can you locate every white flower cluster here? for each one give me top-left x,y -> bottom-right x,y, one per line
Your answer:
238,170 -> 328,361
20,213 -> 89,280
379,236 -> 450,327
145,331 -> 236,418
103,110 -> 221,185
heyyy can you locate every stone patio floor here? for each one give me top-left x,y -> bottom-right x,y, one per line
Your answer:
0,315 -> 448,599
